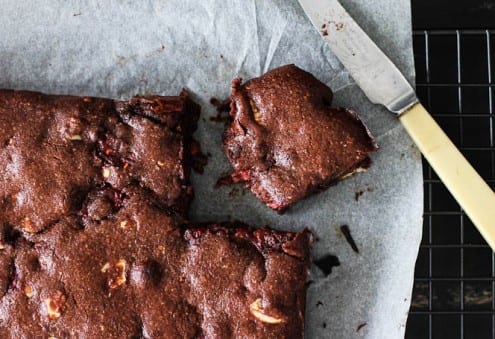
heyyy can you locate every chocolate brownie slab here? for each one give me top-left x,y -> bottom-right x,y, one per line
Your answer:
0,88 -> 312,338
0,189 -> 311,338
0,89 -> 199,233
223,64 -> 378,212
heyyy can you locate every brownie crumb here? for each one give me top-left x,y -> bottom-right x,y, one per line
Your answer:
209,97 -> 231,125
314,254 -> 340,276
316,301 -> 323,307
322,323 -> 327,329
209,97 -> 230,113
354,189 -> 365,201
190,140 -> 208,174
354,186 -> 374,201
209,97 -> 230,125
356,323 -> 367,332
215,174 -> 234,188
340,225 -> 359,254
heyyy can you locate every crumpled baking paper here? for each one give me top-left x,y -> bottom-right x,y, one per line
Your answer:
0,0 -> 421,337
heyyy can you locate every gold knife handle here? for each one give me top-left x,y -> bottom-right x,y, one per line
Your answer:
399,103 -> 495,249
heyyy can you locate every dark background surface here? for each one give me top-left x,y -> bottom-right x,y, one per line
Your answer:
407,0 -> 495,338
412,0 -> 495,29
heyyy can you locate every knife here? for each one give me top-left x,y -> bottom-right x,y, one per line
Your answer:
298,0 -> 495,248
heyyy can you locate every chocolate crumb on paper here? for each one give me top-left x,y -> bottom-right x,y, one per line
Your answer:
340,225 -> 359,253
354,186 -> 374,201
189,140 -> 209,174
209,97 -> 230,112
321,23 -> 329,36
313,254 -> 340,276
356,322 -> 367,332
209,97 -> 230,125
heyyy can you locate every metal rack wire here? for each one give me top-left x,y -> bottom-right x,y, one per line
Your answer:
406,30 -> 495,338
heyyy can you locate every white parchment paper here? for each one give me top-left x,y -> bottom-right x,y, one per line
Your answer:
0,0 -> 422,338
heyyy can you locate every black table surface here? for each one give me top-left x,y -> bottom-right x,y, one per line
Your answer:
407,0 -> 495,338
413,0 -> 495,30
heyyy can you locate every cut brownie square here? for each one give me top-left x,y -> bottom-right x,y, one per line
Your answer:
223,64 -> 378,212
0,189 -> 311,337
0,89 -> 199,233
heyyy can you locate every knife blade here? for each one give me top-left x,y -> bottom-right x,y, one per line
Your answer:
298,0 -> 495,248
298,0 -> 417,114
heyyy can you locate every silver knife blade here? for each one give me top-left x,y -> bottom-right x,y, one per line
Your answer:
298,0 -> 417,114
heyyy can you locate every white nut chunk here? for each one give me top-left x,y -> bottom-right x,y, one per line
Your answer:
102,167 -> 111,179
108,259 -> 127,289
45,291 -> 66,320
100,262 -> 111,273
249,298 -> 284,324
21,217 -> 36,233
24,285 -> 34,298
70,134 -> 82,141
249,99 -> 262,123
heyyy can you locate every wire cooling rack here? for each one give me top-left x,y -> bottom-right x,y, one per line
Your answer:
406,30 -> 495,338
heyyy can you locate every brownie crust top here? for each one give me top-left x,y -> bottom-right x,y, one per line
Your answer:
224,64 -> 378,211
0,194 -> 311,338
0,89 -> 312,338
0,90 -> 198,233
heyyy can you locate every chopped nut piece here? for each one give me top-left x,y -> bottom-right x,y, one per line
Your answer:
102,167 -> 111,179
45,291 -> 66,320
249,298 -> 284,324
253,110 -> 262,123
340,167 -> 367,180
101,262 -> 110,273
249,99 -> 262,123
24,285 -> 34,298
82,97 -> 92,102
21,217 -> 36,233
157,160 -> 165,167
70,134 -> 82,141
0,243 -> 5,250
120,220 -> 128,229
108,259 -> 127,289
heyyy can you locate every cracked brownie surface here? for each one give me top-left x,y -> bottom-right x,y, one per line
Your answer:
0,89 -> 311,338
223,64 -> 378,212
0,190 -> 311,338
0,89 -> 198,233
